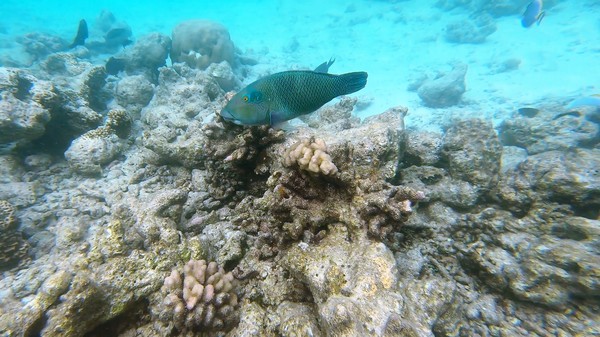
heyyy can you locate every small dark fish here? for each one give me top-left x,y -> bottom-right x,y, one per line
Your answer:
521,0 -> 545,28
553,111 -> 582,120
220,70 -> 368,126
105,57 -> 127,75
69,19 -> 88,49
517,107 -> 540,117
105,25 -> 132,47
314,58 -> 335,73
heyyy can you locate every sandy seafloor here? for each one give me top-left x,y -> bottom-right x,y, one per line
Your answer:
1,0 -> 599,131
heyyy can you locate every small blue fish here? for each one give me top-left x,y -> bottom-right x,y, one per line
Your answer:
521,0 -> 545,28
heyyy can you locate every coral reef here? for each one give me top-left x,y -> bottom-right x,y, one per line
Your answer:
205,61 -> 239,91
114,75 -> 155,116
16,32 -> 67,63
156,259 -> 239,333
0,67 -> 55,146
109,33 -> 172,81
171,20 -> 235,70
282,225 -> 456,337
0,54 -> 113,153
401,130 -> 443,166
454,207 -> 600,308
417,63 -> 468,107
64,108 -> 131,175
445,13 -> 497,44
105,108 -> 133,139
398,119 -> 502,212
496,148 -> 600,216
228,105 -> 411,260
498,107 -> 599,154
64,128 -> 122,175
0,20 -> 597,337
442,119 -> 502,190
140,63 -> 224,169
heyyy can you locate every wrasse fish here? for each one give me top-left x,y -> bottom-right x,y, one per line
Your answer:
220,62 -> 367,126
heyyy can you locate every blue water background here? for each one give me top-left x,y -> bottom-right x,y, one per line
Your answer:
1,0 -> 599,127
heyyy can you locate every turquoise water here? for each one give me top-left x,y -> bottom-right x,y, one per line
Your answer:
2,0 -> 599,126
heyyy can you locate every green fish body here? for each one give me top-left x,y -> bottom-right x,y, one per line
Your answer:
220,70 -> 368,126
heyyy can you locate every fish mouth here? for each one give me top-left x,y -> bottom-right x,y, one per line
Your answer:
219,108 -> 242,125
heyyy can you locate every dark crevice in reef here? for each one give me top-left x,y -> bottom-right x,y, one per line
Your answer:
84,300 -> 150,337
15,76 -> 33,101
30,111 -> 82,155
23,313 -> 46,337
549,195 -> 600,220
30,104 -> 103,155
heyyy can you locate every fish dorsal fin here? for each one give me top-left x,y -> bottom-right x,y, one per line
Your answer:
314,58 -> 335,73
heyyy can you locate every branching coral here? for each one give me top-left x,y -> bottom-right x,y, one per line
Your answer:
159,259 -> 239,333
283,138 -> 338,176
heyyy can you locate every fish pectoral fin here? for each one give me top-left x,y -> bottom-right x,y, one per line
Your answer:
269,109 -> 290,127
269,110 -> 280,126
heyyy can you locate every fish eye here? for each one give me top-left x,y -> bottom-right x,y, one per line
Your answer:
243,96 -> 249,102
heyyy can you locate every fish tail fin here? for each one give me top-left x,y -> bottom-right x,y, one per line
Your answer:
337,72 -> 368,96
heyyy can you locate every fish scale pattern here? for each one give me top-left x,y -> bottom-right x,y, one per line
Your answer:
266,71 -> 341,117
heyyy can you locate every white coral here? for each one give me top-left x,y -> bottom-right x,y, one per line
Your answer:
161,259 -> 238,332
284,138 -> 338,175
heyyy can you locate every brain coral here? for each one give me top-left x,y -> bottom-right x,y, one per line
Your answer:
0,200 -> 28,270
171,20 -> 235,70
283,138 -> 338,176
158,259 -> 239,333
